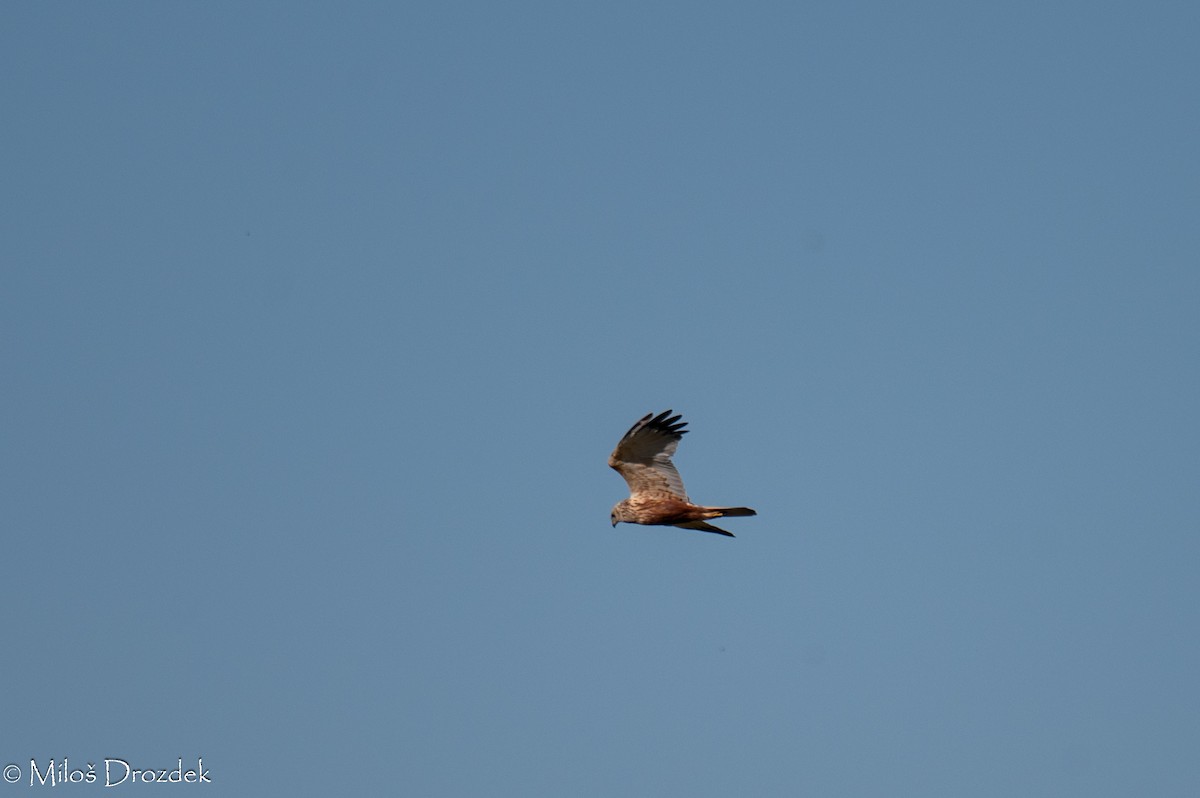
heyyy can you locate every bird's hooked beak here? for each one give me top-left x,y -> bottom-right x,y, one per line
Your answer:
611,519 -> 618,527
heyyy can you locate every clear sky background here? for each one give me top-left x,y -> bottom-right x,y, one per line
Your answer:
3,2 -> 1198,795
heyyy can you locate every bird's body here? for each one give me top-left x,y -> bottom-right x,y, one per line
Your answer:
608,410 -> 756,537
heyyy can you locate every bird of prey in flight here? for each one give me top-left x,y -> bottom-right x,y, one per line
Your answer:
608,410 -> 756,537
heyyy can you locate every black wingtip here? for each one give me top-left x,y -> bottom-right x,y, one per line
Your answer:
645,409 -> 688,437
618,408 -> 689,443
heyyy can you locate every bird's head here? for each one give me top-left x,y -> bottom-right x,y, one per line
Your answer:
610,500 -> 633,527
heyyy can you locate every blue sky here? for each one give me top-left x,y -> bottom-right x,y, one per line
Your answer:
3,2 -> 1198,795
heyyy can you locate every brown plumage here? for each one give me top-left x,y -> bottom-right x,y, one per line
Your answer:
608,410 -> 756,537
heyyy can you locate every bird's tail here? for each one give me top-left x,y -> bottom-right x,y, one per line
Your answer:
710,506 -> 756,517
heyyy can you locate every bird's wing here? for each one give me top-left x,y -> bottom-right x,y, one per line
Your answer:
674,520 -> 735,537
608,410 -> 689,501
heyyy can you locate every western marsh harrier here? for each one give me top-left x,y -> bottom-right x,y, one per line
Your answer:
609,410 -> 756,537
